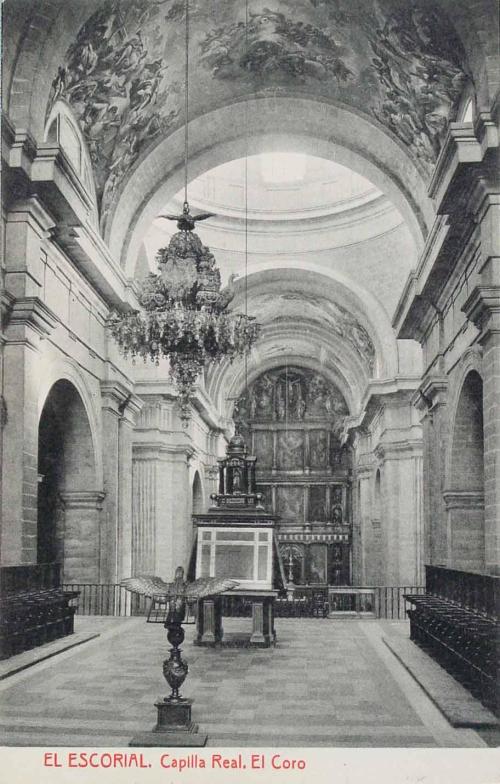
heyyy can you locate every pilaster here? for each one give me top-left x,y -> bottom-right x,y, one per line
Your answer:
59,490 -> 105,583
1,291 -> 57,565
132,395 -> 195,580
100,380 -> 142,582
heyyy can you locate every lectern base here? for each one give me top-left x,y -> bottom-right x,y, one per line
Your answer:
129,697 -> 207,747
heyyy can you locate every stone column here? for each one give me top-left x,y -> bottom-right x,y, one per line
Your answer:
416,378 -> 449,570
1,198 -> 56,565
132,395 -> 194,579
376,442 -> 424,586
59,490 -> 105,583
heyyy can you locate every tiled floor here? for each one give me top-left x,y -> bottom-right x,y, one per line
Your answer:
0,617 -> 487,748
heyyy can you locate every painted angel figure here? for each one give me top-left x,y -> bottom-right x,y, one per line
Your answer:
121,566 -> 238,623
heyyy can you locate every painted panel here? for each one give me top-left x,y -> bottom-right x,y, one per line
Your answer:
308,485 -> 327,522
276,485 -> 304,522
276,430 -> 304,471
309,430 -> 328,469
253,430 -> 273,469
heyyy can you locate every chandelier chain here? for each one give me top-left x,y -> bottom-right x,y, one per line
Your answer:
107,0 -> 260,423
244,0 -> 249,399
184,0 -> 189,206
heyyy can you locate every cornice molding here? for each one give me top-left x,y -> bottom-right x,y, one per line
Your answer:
2,116 -> 37,170
132,442 -> 196,461
443,490 -> 484,511
5,296 -> 58,339
463,285 -> 500,340
374,439 -> 423,461
59,490 -> 106,509
429,122 -> 483,208
100,379 -> 143,419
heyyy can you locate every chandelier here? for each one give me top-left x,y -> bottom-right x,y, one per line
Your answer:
108,0 -> 259,422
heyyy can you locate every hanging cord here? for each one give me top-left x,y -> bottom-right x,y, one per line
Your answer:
244,0 -> 249,399
183,0 -> 189,208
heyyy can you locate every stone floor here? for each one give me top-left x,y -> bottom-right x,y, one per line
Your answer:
0,617 -> 490,748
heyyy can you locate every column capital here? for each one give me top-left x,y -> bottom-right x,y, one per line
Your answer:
413,375 -> 449,415
374,440 -> 423,462
4,296 -> 58,348
443,490 -> 484,511
463,285 -> 500,340
5,196 -> 56,238
59,490 -> 106,509
100,379 -> 142,420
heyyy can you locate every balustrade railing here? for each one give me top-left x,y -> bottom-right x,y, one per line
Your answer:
62,583 -> 424,620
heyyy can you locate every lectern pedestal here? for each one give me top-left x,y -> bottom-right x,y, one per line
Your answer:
129,698 -> 207,747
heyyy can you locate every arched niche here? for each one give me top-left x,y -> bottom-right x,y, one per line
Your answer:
192,471 -> 205,516
37,379 -> 103,582
446,370 -> 485,572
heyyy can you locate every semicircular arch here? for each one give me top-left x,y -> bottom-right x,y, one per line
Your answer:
37,358 -> 103,490
108,98 -> 434,274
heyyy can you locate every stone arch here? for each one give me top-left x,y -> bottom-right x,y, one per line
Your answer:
444,347 -> 484,488
445,369 -> 485,572
37,359 -> 103,489
206,265 -> 399,422
192,470 -> 205,516
112,100 -> 433,274
37,378 -> 103,583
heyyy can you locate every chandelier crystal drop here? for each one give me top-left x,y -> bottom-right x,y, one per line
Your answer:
108,204 -> 259,421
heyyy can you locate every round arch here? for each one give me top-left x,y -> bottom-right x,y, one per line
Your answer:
192,471 -> 205,516
109,98 -> 433,274
444,347 -> 483,490
38,358 -> 103,490
445,358 -> 485,572
37,378 -> 99,574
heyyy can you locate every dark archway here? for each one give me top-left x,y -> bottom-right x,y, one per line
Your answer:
448,371 -> 485,571
192,471 -> 204,516
37,380 -> 99,581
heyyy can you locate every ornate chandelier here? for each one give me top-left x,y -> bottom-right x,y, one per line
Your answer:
108,0 -> 259,422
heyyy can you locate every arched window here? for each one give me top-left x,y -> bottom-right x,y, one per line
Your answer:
44,100 -> 98,227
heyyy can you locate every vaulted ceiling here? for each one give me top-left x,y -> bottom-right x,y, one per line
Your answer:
45,0 -> 471,231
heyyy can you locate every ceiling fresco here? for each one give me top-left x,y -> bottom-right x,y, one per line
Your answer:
48,0 -> 470,229
247,291 -> 376,374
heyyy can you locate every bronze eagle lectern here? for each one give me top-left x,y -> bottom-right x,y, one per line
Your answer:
122,567 -> 238,746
